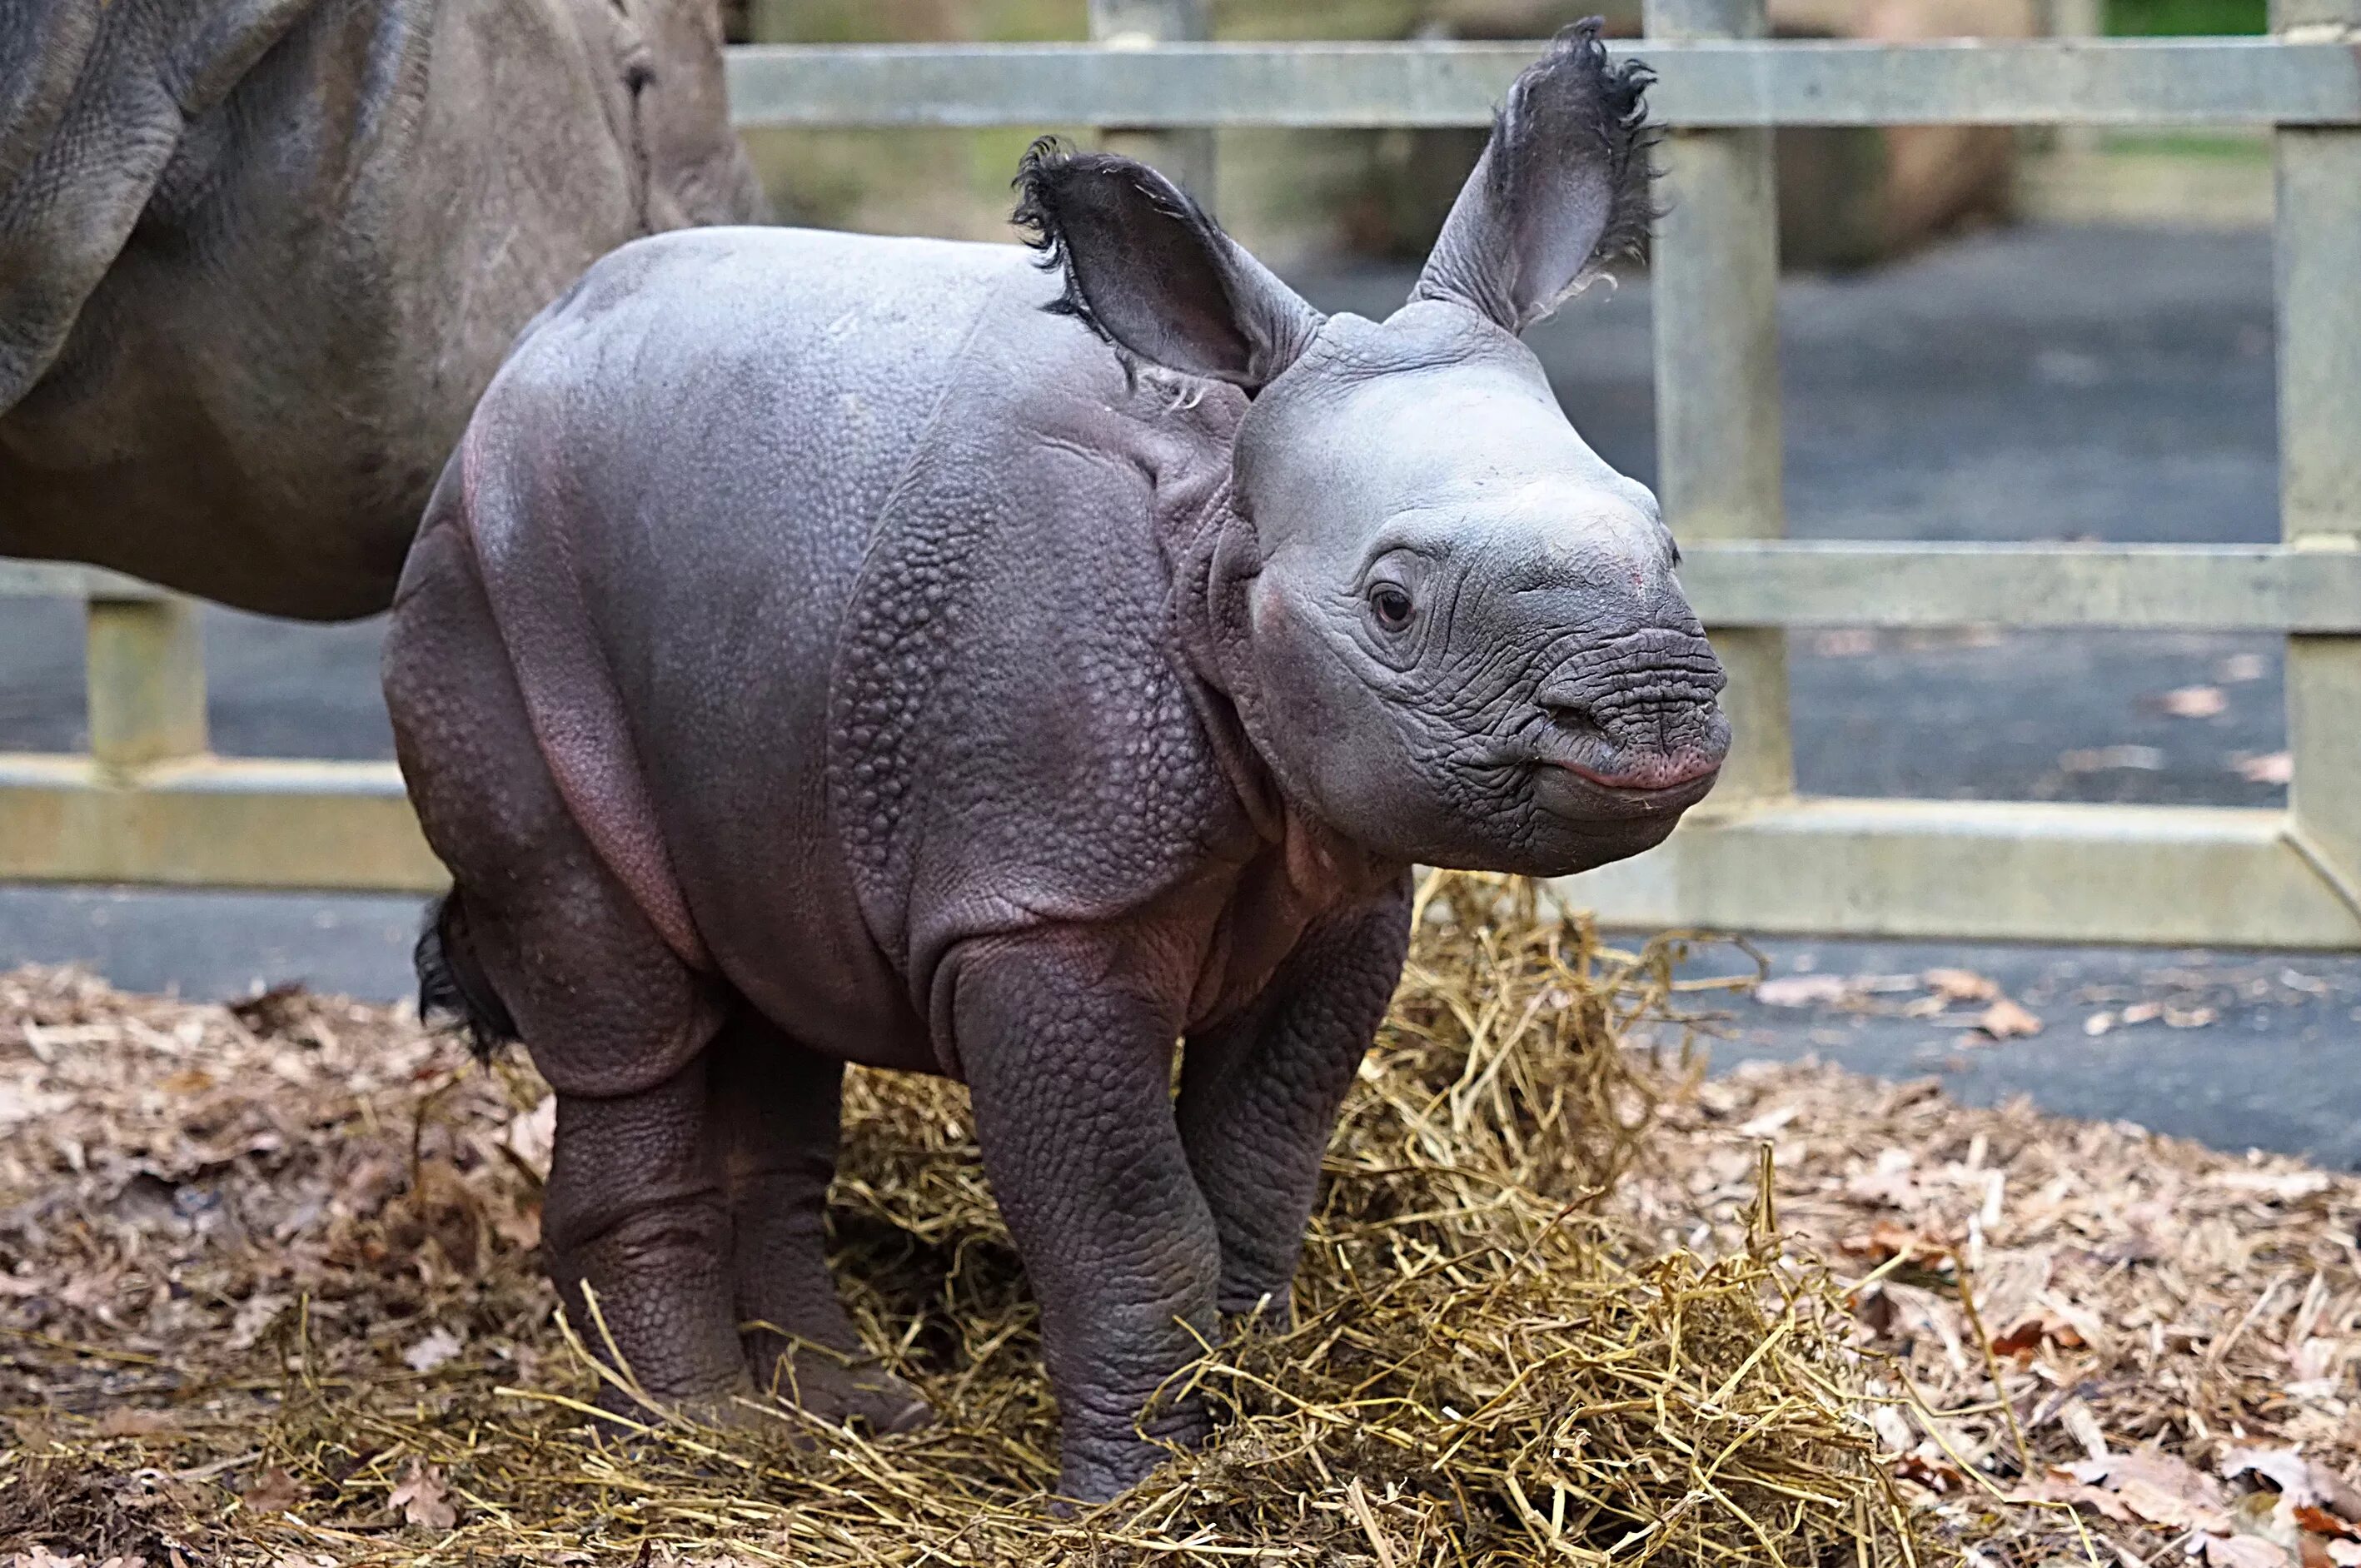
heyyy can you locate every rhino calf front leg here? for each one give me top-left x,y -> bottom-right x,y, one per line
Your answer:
954,938 -> 1222,1503
1178,883 -> 1415,1323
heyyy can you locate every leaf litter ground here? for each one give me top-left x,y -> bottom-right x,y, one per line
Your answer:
0,874 -> 2354,1566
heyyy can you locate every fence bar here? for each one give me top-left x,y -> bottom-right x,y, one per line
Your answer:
723,39 -> 2361,131
84,595 -> 207,771
2276,0 -> 2361,918
1556,799 -> 2361,948
0,561 -> 169,600
1679,541 -> 2361,630
0,755 -> 441,892
1646,0 -> 1791,804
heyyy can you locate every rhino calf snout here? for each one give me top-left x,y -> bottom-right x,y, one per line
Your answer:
1533,630 -> 1730,792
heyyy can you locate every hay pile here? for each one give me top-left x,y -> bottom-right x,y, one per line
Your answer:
0,876 -> 2354,1566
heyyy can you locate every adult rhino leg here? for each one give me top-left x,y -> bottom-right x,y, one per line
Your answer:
385,512 -> 742,1423
705,1011 -> 932,1433
951,935 -> 1219,1503
1175,881 -> 1414,1327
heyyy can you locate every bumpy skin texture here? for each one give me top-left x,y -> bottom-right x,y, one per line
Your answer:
0,0 -> 760,620
387,25 -> 1726,1503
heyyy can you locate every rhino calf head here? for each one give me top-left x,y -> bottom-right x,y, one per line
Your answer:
1017,27 -> 1728,878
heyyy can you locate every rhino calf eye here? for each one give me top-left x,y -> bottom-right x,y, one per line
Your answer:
1369,584 -> 1414,632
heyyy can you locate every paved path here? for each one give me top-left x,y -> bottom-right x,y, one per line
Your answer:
8,222 -> 2356,1165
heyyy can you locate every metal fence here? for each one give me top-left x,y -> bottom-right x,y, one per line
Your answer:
3,0 -> 2357,948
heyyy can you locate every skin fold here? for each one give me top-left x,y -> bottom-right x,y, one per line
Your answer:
385,23 -> 1729,1503
0,0 -> 760,620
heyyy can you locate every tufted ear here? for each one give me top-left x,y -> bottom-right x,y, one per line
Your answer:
1411,19 -> 1657,334
1013,138 -> 1323,391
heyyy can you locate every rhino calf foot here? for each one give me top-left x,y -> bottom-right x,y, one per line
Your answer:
1054,1397 -> 1213,1506
746,1341 -> 934,1434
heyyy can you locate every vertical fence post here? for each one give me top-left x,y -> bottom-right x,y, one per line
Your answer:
1089,0 -> 1213,199
1645,0 -> 1792,804
85,593 -> 208,772
2274,0 -> 2361,911
2049,0 -> 2104,158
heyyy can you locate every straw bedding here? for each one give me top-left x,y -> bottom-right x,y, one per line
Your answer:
0,874 -> 2354,1566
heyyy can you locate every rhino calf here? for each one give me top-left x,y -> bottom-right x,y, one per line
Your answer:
385,26 -> 1726,1501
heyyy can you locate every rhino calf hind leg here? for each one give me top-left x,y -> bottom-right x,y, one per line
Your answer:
707,1016 -> 934,1433
543,1062 -> 753,1422
386,515 -> 745,1423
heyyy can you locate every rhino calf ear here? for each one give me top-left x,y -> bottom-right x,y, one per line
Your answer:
1412,20 -> 1657,333
1014,139 -> 1322,391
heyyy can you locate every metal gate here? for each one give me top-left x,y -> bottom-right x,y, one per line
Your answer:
4,0 -> 2357,947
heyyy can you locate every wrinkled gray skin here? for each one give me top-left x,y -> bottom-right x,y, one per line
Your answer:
0,0 -> 760,620
384,28 -> 1727,1502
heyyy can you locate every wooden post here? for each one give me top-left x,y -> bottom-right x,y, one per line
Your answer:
2274,0 -> 2361,915
2050,0 -> 2104,158
1088,0 -> 1213,199
85,595 -> 208,772
1645,0 -> 1793,803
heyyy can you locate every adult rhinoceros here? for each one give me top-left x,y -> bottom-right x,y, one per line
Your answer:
0,0 -> 762,620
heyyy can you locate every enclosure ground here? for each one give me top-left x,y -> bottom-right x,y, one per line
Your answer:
2,894 -> 2355,1564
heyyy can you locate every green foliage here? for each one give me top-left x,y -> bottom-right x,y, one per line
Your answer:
2104,0 -> 2267,35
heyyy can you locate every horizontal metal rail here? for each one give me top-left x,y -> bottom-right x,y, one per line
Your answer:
0,755 -> 442,893
1678,540 -> 2361,630
725,38 -> 2361,129
1555,798 -> 2361,947
0,561 -> 168,600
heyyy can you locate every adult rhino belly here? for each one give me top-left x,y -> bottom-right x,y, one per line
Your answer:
482,226 -> 1038,1069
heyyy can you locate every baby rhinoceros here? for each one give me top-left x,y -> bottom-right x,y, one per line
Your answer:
385,24 -> 1727,1502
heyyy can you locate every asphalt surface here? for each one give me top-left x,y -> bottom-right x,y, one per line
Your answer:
6,222 -> 2357,1166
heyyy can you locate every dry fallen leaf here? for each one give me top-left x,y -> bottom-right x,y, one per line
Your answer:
2210,1172 -> 2334,1202
1925,968 -> 2000,1003
2200,1535 -> 2293,1568
239,1467 -> 303,1514
96,1406 -> 172,1437
1841,1220 -> 1953,1268
2236,751 -> 2295,785
503,1094 -> 556,1178
2226,1446 -> 2318,1501
2162,684 -> 2229,718
2225,1447 -> 2361,1528
2009,1471 -> 2134,1522
389,1461 -> 459,1531
2219,652 -> 2269,684
1990,1312 -> 2086,1360
1978,998 -> 2044,1040
2070,1450 -> 2235,1534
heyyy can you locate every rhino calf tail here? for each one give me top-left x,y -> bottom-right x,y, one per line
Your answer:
415,890 -> 518,1059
